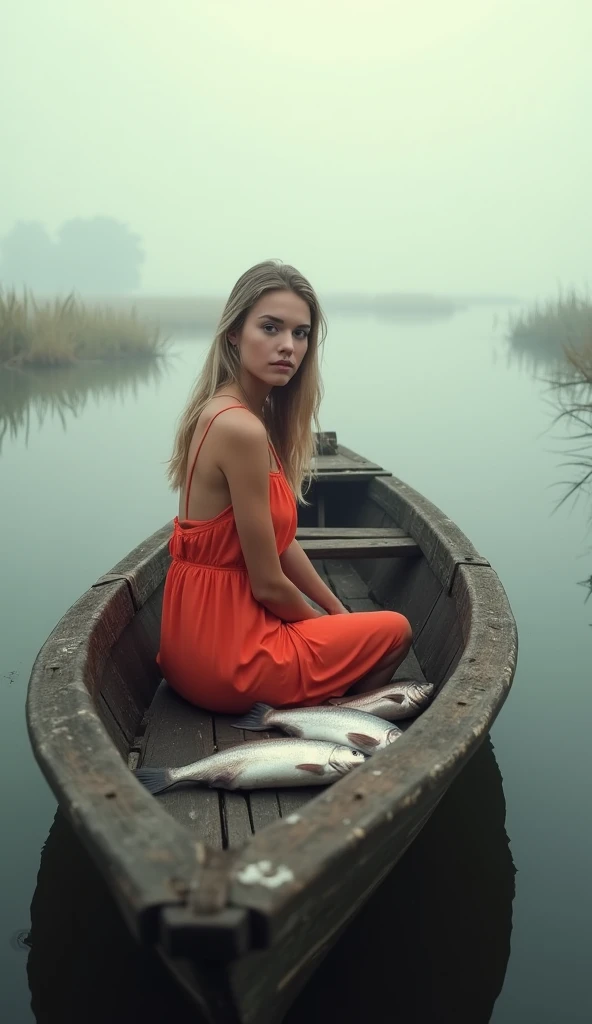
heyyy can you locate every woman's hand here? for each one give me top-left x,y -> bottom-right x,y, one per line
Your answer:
326,600 -> 350,615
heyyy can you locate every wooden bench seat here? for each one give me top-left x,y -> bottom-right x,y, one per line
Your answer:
297,527 -> 420,559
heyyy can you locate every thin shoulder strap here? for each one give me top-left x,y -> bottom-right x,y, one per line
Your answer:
184,403 -> 247,519
268,438 -> 283,474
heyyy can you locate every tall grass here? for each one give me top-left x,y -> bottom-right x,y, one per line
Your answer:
0,288 -> 167,367
508,288 -> 592,361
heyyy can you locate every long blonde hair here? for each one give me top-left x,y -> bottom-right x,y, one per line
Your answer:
167,260 -> 326,502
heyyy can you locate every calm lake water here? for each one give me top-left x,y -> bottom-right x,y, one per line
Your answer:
1,306 -> 591,1022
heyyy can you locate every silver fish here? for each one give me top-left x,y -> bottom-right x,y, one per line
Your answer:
134,738 -> 366,794
233,702 -> 402,755
327,680 -> 434,721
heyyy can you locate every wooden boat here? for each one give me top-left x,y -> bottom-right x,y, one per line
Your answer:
26,433 -> 517,1024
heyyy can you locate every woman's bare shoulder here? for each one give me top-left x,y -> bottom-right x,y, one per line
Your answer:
199,398 -> 267,452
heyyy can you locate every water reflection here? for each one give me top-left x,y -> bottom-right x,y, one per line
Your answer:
0,356 -> 170,451
27,812 -> 202,1024
502,338 -> 567,375
26,737 -> 514,1024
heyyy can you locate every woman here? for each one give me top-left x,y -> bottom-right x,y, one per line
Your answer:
158,260 -> 412,714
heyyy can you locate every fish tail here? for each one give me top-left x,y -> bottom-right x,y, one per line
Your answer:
231,702 -> 273,732
134,767 -> 173,795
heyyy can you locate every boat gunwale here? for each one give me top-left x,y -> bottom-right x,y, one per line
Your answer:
25,464 -> 518,954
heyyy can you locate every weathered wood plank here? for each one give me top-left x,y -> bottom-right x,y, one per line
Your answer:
313,470 -> 391,482
335,444 -> 372,464
311,453 -> 384,473
97,693 -> 130,758
413,590 -> 463,690
107,602 -> 163,718
297,527 -> 408,539
276,786 -> 320,819
369,476 -> 490,592
321,560 -> 370,602
141,683 -> 223,848
300,536 -> 419,558
348,499 -> 401,580
369,557 -> 443,641
99,659 -> 142,744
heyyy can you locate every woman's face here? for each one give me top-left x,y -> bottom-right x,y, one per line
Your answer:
230,290 -> 311,389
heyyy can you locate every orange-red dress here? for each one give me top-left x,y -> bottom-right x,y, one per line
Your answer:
157,405 -> 411,714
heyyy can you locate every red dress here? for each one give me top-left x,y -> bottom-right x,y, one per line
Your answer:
157,405 -> 410,714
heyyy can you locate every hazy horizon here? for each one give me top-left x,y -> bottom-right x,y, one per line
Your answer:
2,2 -> 591,301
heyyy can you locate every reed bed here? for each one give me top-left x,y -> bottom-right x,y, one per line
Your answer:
508,289 -> 592,361
0,289 -> 167,367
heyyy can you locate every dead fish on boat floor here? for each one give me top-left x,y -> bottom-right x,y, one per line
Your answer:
233,702 -> 402,755
327,680 -> 434,721
134,739 -> 366,794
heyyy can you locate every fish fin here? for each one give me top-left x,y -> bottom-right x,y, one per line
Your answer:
347,732 -> 379,749
387,694 -> 406,704
134,768 -> 172,795
231,702 -> 273,732
295,763 -> 326,776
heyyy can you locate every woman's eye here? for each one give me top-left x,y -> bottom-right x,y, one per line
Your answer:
263,323 -> 277,334
294,330 -> 309,340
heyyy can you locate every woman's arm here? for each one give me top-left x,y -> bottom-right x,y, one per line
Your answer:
280,539 -> 349,614
216,412 -> 320,622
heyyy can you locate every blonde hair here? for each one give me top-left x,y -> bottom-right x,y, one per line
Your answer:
167,259 -> 326,502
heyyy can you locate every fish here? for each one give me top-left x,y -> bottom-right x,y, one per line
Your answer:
326,679 -> 434,721
233,702 -> 402,755
134,738 -> 366,795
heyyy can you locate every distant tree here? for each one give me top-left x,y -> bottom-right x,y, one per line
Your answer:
0,221 -> 57,292
0,216 -> 145,295
54,216 -> 145,294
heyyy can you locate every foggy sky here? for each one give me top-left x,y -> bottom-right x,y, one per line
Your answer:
2,0 -> 591,298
